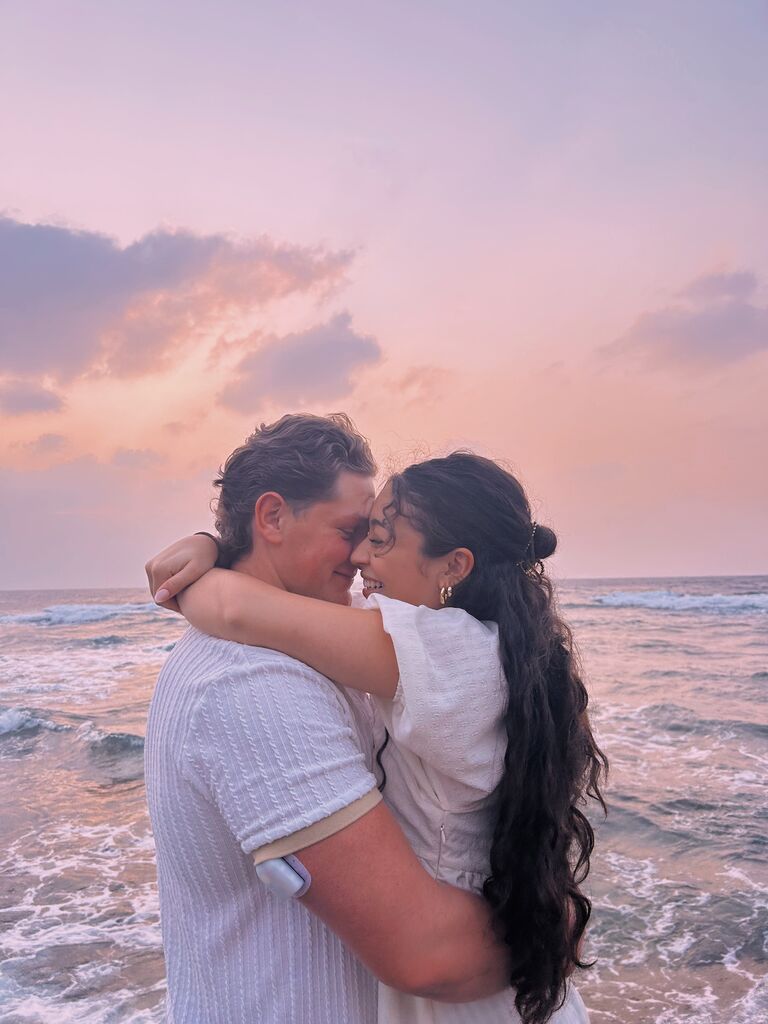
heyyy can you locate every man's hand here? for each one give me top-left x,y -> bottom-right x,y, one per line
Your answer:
295,802 -> 510,1002
145,534 -> 219,613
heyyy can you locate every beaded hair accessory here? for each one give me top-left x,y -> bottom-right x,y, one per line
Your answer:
516,521 -> 545,576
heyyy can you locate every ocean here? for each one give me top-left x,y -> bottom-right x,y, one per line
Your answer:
0,576 -> 766,1023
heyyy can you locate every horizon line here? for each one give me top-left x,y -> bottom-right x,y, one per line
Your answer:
2,571 -> 767,594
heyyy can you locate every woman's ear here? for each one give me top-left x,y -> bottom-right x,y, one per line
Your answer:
253,492 -> 289,545
446,547 -> 474,585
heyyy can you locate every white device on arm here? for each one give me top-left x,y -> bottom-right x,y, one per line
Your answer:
255,854 -> 312,899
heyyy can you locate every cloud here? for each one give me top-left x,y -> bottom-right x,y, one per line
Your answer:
0,216 -> 352,382
393,365 -> 454,408
678,270 -> 757,303
9,432 -> 67,455
16,433 -> 67,454
605,270 -> 768,368
111,447 -> 164,468
0,378 -> 64,414
219,312 -> 381,411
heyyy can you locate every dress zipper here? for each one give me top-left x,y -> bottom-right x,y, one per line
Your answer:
435,822 -> 446,878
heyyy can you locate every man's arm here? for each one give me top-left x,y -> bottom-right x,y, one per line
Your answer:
190,658 -> 508,1001
296,802 -> 508,1002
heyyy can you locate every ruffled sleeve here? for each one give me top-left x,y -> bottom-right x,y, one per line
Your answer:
363,594 -> 507,804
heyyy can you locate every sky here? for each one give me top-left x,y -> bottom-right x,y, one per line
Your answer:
1,0 -> 767,588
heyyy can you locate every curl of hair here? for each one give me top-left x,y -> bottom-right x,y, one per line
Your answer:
387,453 -> 608,1024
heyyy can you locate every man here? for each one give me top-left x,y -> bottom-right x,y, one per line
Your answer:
145,413 -> 506,1023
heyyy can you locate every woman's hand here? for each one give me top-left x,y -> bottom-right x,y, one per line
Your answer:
145,534 -> 219,613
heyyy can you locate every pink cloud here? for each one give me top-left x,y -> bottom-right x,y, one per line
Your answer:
392,365 -> 454,408
13,433 -> 67,454
604,269 -> 768,369
111,448 -> 164,468
0,378 -> 64,415
678,270 -> 757,303
219,312 -> 381,411
0,217 -> 353,382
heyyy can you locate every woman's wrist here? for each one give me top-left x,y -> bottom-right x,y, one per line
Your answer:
194,531 -> 230,569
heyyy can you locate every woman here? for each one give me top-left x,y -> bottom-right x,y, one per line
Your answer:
148,452 -> 607,1024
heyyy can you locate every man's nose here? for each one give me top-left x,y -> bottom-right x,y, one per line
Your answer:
351,538 -> 369,567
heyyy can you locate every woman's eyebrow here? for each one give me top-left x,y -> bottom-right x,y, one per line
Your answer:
368,518 -> 387,529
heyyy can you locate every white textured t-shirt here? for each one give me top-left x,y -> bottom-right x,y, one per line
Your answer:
145,626 -> 380,1024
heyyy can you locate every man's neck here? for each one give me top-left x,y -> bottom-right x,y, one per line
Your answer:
231,548 -> 286,590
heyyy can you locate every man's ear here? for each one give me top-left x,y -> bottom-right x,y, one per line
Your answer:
445,547 -> 474,585
253,492 -> 291,545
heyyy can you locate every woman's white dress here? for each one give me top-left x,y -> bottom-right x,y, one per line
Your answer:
363,594 -> 590,1024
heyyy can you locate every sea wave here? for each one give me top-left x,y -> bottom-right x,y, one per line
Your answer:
613,701 -> 768,741
0,602 -> 163,627
81,634 -> 132,647
592,590 -> 768,613
0,709 -> 145,752
0,707 -> 65,737
77,723 -> 145,755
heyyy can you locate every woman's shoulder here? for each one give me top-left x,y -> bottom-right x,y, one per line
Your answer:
362,596 -> 506,799
363,592 -> 499,645
365,593 -> 505,712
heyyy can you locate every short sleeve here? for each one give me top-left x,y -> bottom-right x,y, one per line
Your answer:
364,594 -> 507,800
182,650 -> 379,856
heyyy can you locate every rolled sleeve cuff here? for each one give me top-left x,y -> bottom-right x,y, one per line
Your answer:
251,787 -> 382,865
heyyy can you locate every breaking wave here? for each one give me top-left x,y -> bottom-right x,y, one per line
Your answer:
0,707 -> 65,737
0,602 -> 164,626
592,590 -> 768,613
77,723 -> 145,755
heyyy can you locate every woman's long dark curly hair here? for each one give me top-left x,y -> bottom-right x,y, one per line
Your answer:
386,452 -> 608,1024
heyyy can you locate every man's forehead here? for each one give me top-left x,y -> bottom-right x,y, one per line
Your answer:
327,472 -> 375,517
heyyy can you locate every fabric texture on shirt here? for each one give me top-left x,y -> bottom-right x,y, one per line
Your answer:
145,626 -> 379,1024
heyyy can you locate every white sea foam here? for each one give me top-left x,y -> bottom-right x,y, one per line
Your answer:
0,983 -> 165,1024
593,590 -> 768,613
0,601 -> 167,626
0,817 -> 163,1017
0,633 -> 184,706
732,975 -> 768,1024
0,820 -> 161,957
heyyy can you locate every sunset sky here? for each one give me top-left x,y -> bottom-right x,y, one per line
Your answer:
1,1 -> 767,588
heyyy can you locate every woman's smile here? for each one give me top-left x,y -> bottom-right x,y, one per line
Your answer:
362,575 -> 384,597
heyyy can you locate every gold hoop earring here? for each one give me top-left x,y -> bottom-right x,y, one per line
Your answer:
439,584 -> 454,606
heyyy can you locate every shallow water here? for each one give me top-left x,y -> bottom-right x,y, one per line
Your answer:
0,577 -> 766,1023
